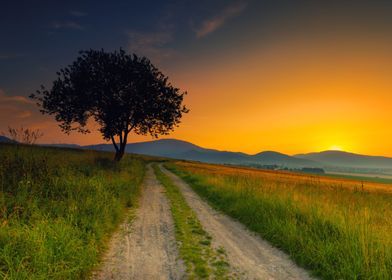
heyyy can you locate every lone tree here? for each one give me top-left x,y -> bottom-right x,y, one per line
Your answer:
30,49 -> 188,161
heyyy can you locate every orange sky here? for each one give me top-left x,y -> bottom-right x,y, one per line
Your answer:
1,1 -> 392,156
170,39 -> 392,156
9,35 -> 391,156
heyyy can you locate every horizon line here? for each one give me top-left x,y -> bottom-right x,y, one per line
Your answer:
30,137 -> 392,159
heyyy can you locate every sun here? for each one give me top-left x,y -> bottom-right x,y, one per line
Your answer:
328,145 -> 343,151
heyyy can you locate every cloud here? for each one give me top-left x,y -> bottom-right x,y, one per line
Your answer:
0,89 -> 34,104
0,53 -> 24,60
195,2 -> 248,38
17,110 -> 32,119
0,89 -> 37,132
52,21 -> 84,30
127,30 -> 177,63
70,10 -> 87,17
0,89 -> 103,144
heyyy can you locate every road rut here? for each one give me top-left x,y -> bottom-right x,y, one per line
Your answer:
94,164 -> 185,280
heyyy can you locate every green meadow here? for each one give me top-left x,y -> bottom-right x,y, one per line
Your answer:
0,144 -> 145,279
167,161 -> 392,280
3,142 -> 392,279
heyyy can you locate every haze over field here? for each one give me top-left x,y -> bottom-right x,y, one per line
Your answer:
1,0 -> 392,156
2,136 -> 388,176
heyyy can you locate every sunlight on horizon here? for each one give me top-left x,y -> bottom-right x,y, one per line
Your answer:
328,145 -> 343,151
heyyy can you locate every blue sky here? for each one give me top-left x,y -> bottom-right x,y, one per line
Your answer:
1,0 -> 391,96
1,0 -> 252,94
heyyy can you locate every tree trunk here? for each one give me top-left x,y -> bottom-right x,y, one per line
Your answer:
114,150 -> 124,161
111,131 -> 128,162
114,137 -> 127,161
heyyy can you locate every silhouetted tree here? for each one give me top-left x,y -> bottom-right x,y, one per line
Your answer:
30,49 -> 188,161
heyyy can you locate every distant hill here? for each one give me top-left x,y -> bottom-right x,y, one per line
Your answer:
85,139 -> 317,167
85,139 -> 203,156
295,150 -> 392,169
253,151 -> 317,167
85,139 -> 246,162
0,136 -> 16,143
41,143 -> 82,149
37,139 -> 392,175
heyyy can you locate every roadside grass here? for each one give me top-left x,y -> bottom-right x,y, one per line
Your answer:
153,164 -> 232,279
0,143 -> 146,279
167,161 -> 392,280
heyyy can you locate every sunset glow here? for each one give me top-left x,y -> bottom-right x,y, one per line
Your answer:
328,146 -> 343,152
1,1 -> 392,156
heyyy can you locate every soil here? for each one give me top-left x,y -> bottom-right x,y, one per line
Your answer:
93,165 -> 185,280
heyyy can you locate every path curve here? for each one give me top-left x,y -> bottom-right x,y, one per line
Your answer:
93,164 -> 185,280
160,165 -> 314,280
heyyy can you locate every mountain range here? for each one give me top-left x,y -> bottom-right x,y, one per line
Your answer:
85,139 -> 392,174
83,139 -> 392,174
295,151 -> 392,169
2,136 -> 391,175
84,139 -> 317,167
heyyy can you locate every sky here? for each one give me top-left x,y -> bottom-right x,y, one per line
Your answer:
1,0 -> 392,156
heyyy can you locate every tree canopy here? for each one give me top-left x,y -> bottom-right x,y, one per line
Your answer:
30,49 -> 188,160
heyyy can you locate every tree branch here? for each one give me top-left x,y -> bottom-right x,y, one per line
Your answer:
123,129 -> 129,146
119,132 -> 123,146
127,123 -> 136,133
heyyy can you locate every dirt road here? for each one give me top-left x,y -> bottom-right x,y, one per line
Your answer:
93,165 -> 185,280
95,163 -> 313,279
160,165 -> 314,280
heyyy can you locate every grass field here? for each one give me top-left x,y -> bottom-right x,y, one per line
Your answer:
167,161 -> 392,279
324,172 -> 392,185
0,144 -> 146,279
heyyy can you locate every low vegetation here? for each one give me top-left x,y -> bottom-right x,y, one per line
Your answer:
167,161 -> 392,279
323,173 -> 392,185
153,164 -> 232,279
0,144 -> 145,279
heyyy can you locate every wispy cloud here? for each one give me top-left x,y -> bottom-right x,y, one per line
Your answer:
196,2 -> 248,38
16,110 -> 32,119
70,10 -> 87,17
52,21 -> 84,30
0,89 -> 35,126
125,3 -> 183,64
0,53 -> 24,60
126,29 -> 176,63
0,89 -> 34,105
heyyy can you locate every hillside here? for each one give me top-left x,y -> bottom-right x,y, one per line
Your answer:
40,139 -> 392,174
295,150 -> 392,168
0,136 -> 16,143
252,151 -> 318,167
85,139 -> 316,168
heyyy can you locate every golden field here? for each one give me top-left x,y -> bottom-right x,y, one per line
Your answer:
176,161 -> 392,193
168,161 -> 392,279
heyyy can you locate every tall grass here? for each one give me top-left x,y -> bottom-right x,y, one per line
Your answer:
0,144 -> 145,279
167,162 -> 392,279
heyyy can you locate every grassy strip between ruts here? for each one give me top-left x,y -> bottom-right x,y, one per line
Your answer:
153,164 -> 233,279
166,162 -> 392,280
0,144 -> 146,279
